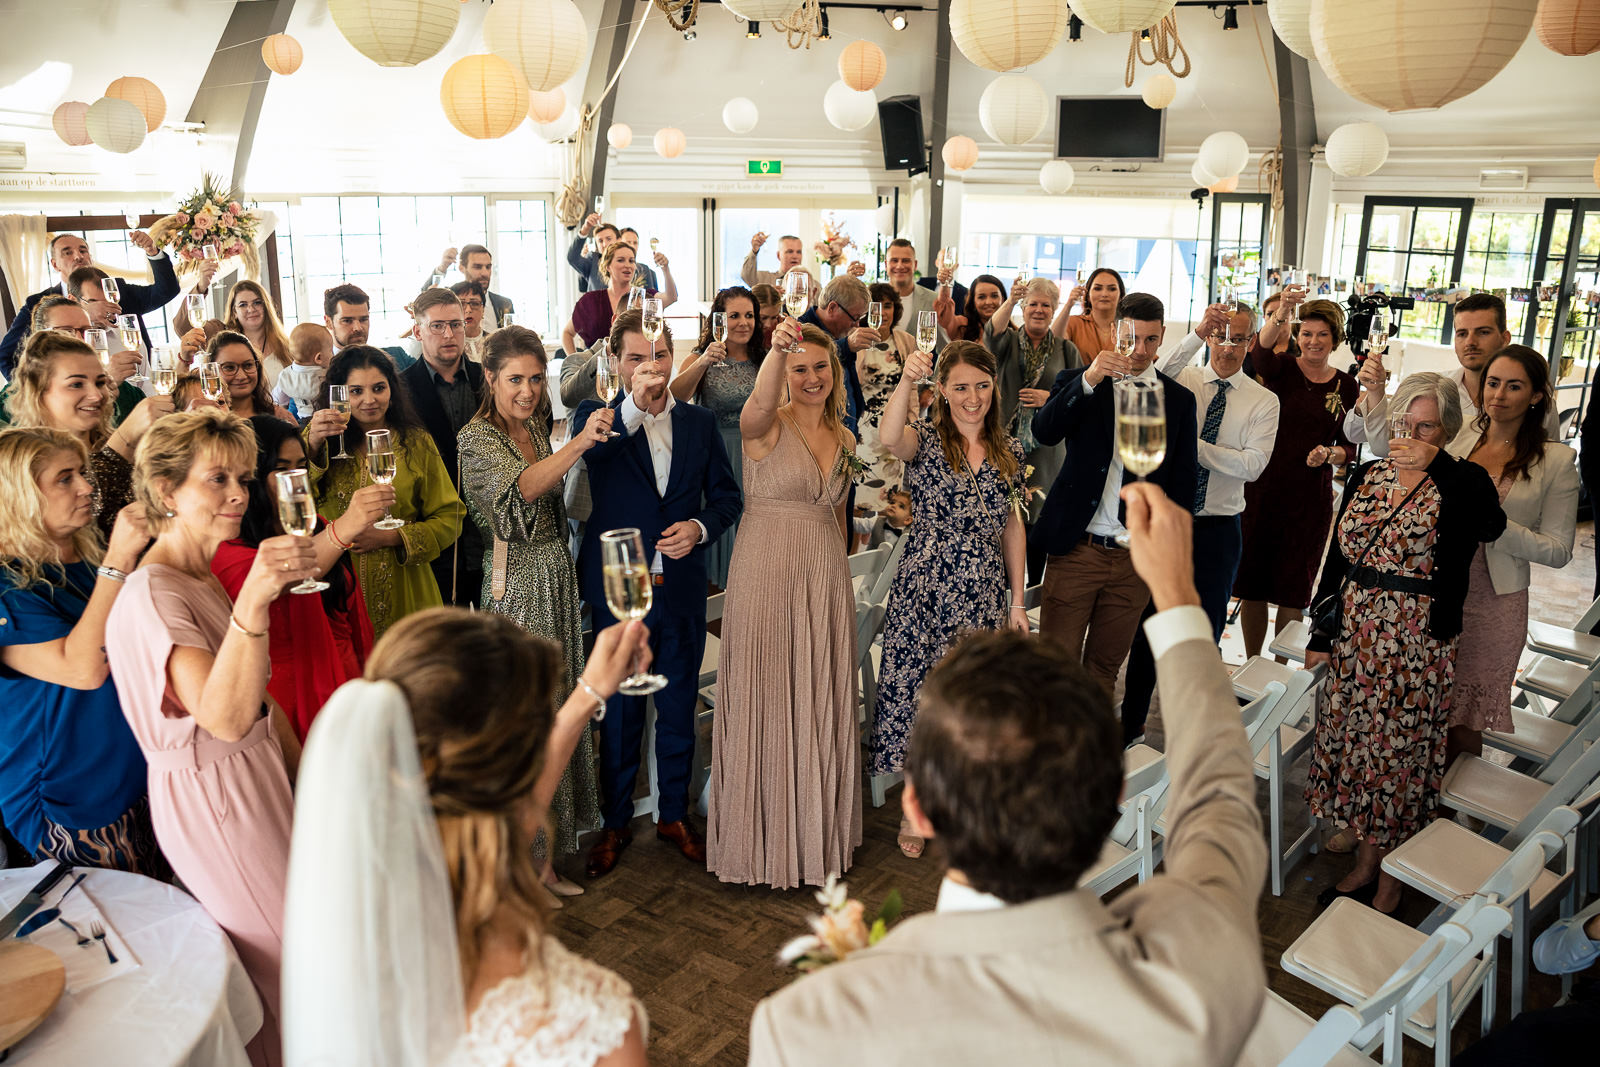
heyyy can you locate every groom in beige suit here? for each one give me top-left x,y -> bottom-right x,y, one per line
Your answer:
748,483 -> 1268,1067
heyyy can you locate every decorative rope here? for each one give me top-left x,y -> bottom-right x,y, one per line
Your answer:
776,0 -> 824,49
1124,13 -> 1191,87
555,3 -> 658,226
652,0 -> 699,31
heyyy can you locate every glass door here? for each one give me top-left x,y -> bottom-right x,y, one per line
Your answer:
1354,197 -> 1474,343
1208,193 -> 1271,307
1534,199 -> 1600,434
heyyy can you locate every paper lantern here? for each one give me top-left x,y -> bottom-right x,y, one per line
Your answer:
537,104 -> 581,141
105,76 -> 165,133
654,127 -> 686,159
838,40 -> 887,91
978,75 -> 1049,145
261,33 -> 304,75
1190,158 -> 1220,187
607,122 -> 633,150
1208,175 -> 1239,193
942,135 -> 979,172
1266,0 -> 1316,58
1071,0 -> 1178,33
328,0 -> 460,67
1040,159 -> 1076,194
1141,72 -> 1177,109
724,0 -> 804,19
528,88 -> 566,124
723,97 -> 759,134
1325,121 -> 1390,177
822,80 -> 877,132
483,0 -> 587,92
949,0 -> 1071,72
52,101 -> 90,146
1535,0 -> 1600,55
1590,152 -> 1599,189
85,96 -> 146,154
1310,0 -> 1538,113
440,54 -> 530,140
1197,131 -> 1250,178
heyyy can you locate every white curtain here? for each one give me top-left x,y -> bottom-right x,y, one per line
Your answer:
0,214 -> 49,318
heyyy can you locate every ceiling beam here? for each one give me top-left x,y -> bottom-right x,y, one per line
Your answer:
185,0 -> 297,187
1273,37 -> 1315,264
925,0 -> 954,272
582,0 -> 635,217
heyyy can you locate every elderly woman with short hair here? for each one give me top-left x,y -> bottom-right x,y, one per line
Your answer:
1305,371 -> 1505,914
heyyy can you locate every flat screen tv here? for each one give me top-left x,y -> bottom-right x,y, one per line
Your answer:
1055,97 -> 1165,162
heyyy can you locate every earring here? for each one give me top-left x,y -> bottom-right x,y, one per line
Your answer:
165,509 -> 175,518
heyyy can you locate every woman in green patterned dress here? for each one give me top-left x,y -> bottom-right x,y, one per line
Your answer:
457,326 -> 613,898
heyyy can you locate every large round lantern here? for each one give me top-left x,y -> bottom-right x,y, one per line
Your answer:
1325,122 -> 1390,177
942,135 -> 979,172
52,102 -> 91,146
1197,130 -> 1250,178
537,104 -> 582,142
528,88 -> 566,124
85,96 -> 146,153
822,81 -> 877,131
607,123 -> 633,150
483,0 -> 587,93
654,127 -> 686,159
723,0 -> 805,19
1070,0 -> 1178,33
1266,0 -> 1316,58
1535,0 -> 1600,55
723,97 -> 760,134
440,54 -> 530,140
1040,159 -> 1076,194
839,40 -> 887,91
105,76 -> 165,133
1190,158 -> 1220,188
1141,72 -> 1177,108
950,0 -> 1071,72
327,0 -> 461,67
261,33 -> 304,75
978,74 -> 1048,145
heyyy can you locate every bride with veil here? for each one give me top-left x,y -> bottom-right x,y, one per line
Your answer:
281,607 -> 651,1066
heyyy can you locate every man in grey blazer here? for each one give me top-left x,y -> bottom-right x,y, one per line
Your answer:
749,483 -> 1268,1067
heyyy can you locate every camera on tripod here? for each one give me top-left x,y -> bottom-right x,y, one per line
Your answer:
1345,289 -> 1416,361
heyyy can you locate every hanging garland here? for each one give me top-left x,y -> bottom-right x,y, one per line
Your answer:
1124,13 -> 1191,87
652,0 -> 699,31
776,0 -> 825,50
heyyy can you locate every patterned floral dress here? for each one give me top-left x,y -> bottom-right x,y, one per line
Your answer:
694,358 -> 758,589
457,416 -> 601,860
855,332 -> 916,515
870,421 -> 1024,774
1306,462 -> 1455,849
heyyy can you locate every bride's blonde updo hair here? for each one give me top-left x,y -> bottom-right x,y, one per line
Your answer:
365,607 -> 562,981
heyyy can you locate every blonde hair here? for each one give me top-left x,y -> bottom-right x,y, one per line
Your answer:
223,280 -> 292,364
1024,278 -> 1060,306
9,331 -> 114,448
790,323 -> 849,441
364,608 -> 555,985
132,408 -> 258,529
932,341 -> 1019,485
0,428 -> 103,590
599,240 -> 636,284
288,322 -> 332,366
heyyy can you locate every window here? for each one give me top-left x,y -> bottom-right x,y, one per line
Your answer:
1462,209 -> 1542,338
1209,196 -> 1270,309
493,199 -> 554,338
1355,198 -> 1474,342
718,207 -> 801,291
612,206 -> 700,317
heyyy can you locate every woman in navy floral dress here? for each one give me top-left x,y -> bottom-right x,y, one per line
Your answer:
869,341 -> 1030,857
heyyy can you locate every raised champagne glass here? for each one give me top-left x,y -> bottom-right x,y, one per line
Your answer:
365,428 -> 406,531
1114,318 -> 1138,381
273,468 -> 330,594
328,384 -> 352,459
186,293 -> 208,330
117,314 -> 148,384
100,277 -> 120,304
915,310 -> 937,385
85,328 -> 111,368
200,361 -> 226,404
594,343 -> 622,437
150,345 -> 178,396
600,527 -> 668,696
782,272 -> 810,352
1112,378 -> 1167,547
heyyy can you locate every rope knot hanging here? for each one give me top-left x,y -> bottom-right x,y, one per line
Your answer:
652,0 -> 699,31
1124,13 -> 1191,87
775,0 -> 825,49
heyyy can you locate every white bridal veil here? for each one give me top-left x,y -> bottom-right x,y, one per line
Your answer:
282,679 -> 465,1066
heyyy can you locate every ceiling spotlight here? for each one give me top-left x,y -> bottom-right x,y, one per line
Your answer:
819,8 -> 830,39
889,9 -> 908,31
683,28 -> 697,40
1222,4 -> 1239,30
747,19 -> 761,38
1140,27 -> 1151,40
1068,14 -> 1082,41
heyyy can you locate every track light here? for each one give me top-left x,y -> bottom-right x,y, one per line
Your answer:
747,19 -> 761,37
1222,4 -> 1238,30
1140,27 -> 1151,40
887,9 -> 907,31
1068,14 -> 1082,41
683,28 -> 696,40
819,8 -> 830,39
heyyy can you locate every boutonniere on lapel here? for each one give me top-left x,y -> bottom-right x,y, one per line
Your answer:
835,447 -> 867,481
778,875 -> 903,975
1006,464 -> 1036,517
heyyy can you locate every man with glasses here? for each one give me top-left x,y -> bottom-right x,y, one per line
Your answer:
2,229 -> 180,378
425,244 -> 514,329
400,287 -> 484,608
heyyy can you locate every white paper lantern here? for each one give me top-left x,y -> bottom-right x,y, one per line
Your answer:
1208,175 -> 1239,194
105,76 -> 165,133
724,0 -> 803,19
1266,0 -> 1317,58
654,127 -> 686,159
607,122 -> 633,150
1310,0 -> 1538,112
1071,0 -> 1178,33
838,40 -> 887,91
1536,0 -> 1600,55
328,0 -> 461,67
950,0 -> 1072,72
1197,130 -> 1250,178
1324,121 -> 1390,177
52,101 -> 91,146
942,135 -> 979,172
528,88 -> 566,124
1040,159 -> 1076,194
483,0 -> 588,93
261,33 -> 304,75
722,97 -> 759,134
85,96 -> 146,154
1141,72 -> 1177,109
537,104 -> 582,142
822,80 -> 877,132
875,202 -> 895,234
978,74 -> 1048,145
440,54 -> 530,140
1190,158 -> 1220,187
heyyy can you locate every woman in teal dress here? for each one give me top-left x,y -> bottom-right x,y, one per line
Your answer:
306,346 -> 464,639
457,326 -> 614,893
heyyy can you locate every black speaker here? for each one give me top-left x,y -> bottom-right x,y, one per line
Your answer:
878,95 -> 926,175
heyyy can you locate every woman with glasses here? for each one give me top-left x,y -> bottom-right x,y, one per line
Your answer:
221,280 -> 292,389
206,331 -> 295,423
308,346 -> 464,639
561,242 -> 657,356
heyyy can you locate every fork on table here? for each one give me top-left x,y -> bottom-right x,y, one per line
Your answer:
89,921 -> 116,964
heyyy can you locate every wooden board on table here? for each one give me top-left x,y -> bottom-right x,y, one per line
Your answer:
0,941 -> 66,1051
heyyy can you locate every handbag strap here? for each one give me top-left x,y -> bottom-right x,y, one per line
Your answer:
1336,470 -> 1430,590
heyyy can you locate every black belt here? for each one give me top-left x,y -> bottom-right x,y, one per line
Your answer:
1083,533 -> 1126,550
1349,565 -> 1433,597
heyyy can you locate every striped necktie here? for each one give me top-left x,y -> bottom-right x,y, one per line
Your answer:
1193,379 -> 1230,514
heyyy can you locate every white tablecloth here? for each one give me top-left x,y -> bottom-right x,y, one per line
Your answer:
0,863 -> 262,1066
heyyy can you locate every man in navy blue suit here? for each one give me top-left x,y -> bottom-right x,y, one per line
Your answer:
569,309 -> 743,879
1029,292 -> 1198,703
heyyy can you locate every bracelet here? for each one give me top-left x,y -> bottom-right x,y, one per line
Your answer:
1011,602 -> 1026,610
96,565 -> 128,584
576,676 -> 608,720
325,522 -> 353,550
228,613 -> 267,639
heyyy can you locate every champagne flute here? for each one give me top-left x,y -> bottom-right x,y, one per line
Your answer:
1390,411 -> 1413,441
501,311 -> 515,328
1286,268 -> 1305,324
101,277 -> 121,304
117,314 -> 148,384
328,384 -> 352,459
150,346 -> 178,395
200,361 -> 227,405
365,429 -> 406,530
708,311 -> 729,373
915,310 -> 937,386
782,272 -> 810,352
186,293 -> 208,328
273,469 -> 331,594
1222,284 -> 1240,316
1114,318 -> 1138,381
202,242 -> 220,261
865,303 -> 883,331
600,527 -> 668,696
594,345 -> 622,437
1112,378 -> 1167,547
641,297 -> 663,345
124,210 -> 140,229
85,328 -> 111,368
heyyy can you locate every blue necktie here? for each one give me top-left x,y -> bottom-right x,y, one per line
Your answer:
1193,379 -> 1229,514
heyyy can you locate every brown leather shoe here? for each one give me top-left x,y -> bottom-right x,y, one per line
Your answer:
655,819 -> 707,864
585,828 -> 633,879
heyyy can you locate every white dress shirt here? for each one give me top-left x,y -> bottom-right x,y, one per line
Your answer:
619,391 -> 705,572
1084,364 -> 1158,538
1175,364 -> 1279,517
935,875 -> 1007,914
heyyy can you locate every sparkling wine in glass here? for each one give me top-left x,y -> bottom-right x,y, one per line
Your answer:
366,429 -> 406,530
151,345 -> 178,395
85,328 -> 111,368
1114,318 -> 1138,381
915,310 -> 937,385
1286,268 -> 1305,324
116,314 -> 148,384
186,293 -> 208,328
501,311 -> 515,328
708,311 -> 729,372
202,243 -> 220,261
1390,411 -> 1413,441
600,527 -> 667,696
1112,378 -> 1167,547
200,361 -> 226,404
594,347 -> 623,437
865,303 -> 883,331
329,384 -> 352,459
273,468 -> 331,594
782,272 -> 810,352
641,297 -> 663,345
101,277 -> 121,304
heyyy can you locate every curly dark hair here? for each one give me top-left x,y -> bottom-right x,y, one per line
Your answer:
695,286 -> 764,368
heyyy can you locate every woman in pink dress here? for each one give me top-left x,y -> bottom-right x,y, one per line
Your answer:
106,409 -> 320,1067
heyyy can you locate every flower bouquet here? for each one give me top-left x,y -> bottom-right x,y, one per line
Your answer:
777,875 -> 903,974
814,212 -> 856,270
147,173 -> 263,279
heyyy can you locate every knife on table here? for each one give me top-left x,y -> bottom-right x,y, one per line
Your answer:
0,861 -> 70,939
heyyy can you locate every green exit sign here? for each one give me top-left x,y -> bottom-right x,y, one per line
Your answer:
747,159 -> 783,176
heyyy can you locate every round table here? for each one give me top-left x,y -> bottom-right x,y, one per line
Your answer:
0,863 -> 261,1065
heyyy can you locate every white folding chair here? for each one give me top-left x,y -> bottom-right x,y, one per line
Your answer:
1484,658 -> 1600,766
864,532 -> 908,607
847,545 -> 890,605
1079,746 -> 1171,896
1441,686 -> 1600,833
1269,617 -> 1312,664
1524,595 -> 1600,666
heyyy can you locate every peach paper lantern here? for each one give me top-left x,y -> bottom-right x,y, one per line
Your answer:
52,101 -> 91,146
941,135 -> 979,172
439,54 -> 531,140
838,40 -> 887,91
654,127 -> 686,159
1535,0 -> 1600,54
261,33 -> 304,75
105,76 -> 166,133
607,123 -> 633,150
528,88 -> 566,124
1208,175 -> 1239,194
